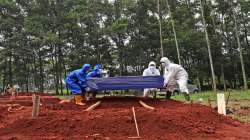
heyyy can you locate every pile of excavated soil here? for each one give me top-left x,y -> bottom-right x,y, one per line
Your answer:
0,94 -> 250,140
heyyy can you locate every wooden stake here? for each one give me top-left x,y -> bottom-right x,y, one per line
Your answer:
139,100 -> 155,110
32,94 -> 40,118
32,94 -> 35,103
128,136 -> 141,139
132,107 -> 140,138
85,101 -> 101,112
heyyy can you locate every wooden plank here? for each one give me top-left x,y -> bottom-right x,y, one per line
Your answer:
128,136 -> 142,139
85,101 -> 101,112
217,93 -> 226,115
139,100 -> 155,110
132,107 -> 140,137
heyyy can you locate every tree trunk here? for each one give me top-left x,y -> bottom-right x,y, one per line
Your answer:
54,45 -> 60,95
8,53 -> 12,86
200,78 -> 204,90
240,7 -> 250,48
59,45 -> 68,95
157,0 -> 164,57
233,10 -> 248,90
196,77 -> 201,91
199,0 -> 216,91
57,42 -> 64,95
32,53 -> 39,92
38,51 -> 44,92
166,0 -> 181,64
118,34 -> 124,76
64,66 -> 69,95
51,44 -> 59,95
25,64 -> 29,93
2,59 -> 7,91
221,64 -> 227,91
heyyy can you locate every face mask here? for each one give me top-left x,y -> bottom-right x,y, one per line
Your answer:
149,66 -> 155,71
161,62 -> 166,67
86,68 -> 91,73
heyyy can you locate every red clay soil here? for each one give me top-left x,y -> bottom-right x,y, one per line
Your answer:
0,94 -> 250,140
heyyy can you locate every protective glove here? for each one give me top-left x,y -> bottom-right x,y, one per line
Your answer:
85,87 -> 91,92
163,83 -> 167,88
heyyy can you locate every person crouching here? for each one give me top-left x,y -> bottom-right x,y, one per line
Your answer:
65,64 -> 91,106
160,57 -> 190,101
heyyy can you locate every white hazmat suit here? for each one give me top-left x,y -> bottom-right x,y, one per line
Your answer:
142,61 -> 160,97
160,57 -> 189,96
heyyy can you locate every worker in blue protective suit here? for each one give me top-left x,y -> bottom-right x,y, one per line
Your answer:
85,64 -> 102,100
86,64 -> 102,78
65,64 -> 91,106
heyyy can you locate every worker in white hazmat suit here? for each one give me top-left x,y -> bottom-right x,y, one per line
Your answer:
160,57 -> 190,101
142,61 -> 160,98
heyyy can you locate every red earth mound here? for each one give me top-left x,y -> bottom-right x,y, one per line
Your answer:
0,93 -> 250,140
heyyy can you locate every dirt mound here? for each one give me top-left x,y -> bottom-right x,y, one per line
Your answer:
0,95 -> 250,140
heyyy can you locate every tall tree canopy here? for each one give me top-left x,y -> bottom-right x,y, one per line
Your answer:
0,0 -> 249,93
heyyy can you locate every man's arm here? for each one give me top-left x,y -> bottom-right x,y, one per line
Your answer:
142,69 -> 147,76
156,69 -> 161,76
86,71 -> 95,78
163,67 -> 175,86
75,71 -> 86,83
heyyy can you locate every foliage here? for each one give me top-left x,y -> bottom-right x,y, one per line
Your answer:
0,0 -> 249,94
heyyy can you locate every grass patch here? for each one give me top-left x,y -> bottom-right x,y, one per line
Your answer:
172,90 -> 250,102
57,95 -> 71,100
232,114 -> 250,123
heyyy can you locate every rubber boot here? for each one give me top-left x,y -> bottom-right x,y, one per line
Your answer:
153,91 -> 157,99
91,92 -> 97,100
183,93 -> 190,101
75,95 -> 85,106
165,91 -> 172,100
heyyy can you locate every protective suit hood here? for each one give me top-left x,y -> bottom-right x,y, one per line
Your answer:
148,61 -> 156,71
160,57 -> 170,68
82,64 -> 91,72
148,61 -> 156,68
86,64 -> 102,78
93,64 -> 102,71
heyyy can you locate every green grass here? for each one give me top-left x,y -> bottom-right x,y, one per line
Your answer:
55,89 -> 250,101
57,95 -> 71,100
56,89 -> 250,101
172,90 -> 250,102
61,89 -> 71,95
232,114 -> 250,123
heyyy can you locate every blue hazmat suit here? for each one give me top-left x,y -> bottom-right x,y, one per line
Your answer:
86,64 -> 102,94
86,64 -> 102,78
65,64 -> 91,95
